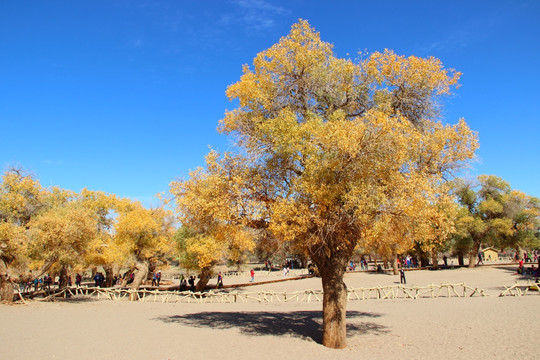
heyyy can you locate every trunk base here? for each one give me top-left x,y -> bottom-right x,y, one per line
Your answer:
129,261 -> 149,301
321,267 -> 348,349
0,276 -> 14,303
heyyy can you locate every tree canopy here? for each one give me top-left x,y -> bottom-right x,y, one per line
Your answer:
0,168 -> 175,302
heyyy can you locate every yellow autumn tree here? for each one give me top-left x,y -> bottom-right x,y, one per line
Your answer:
113,204 -> 174,298
0,221 -> 26,301
0,168 -> 49,301
79,189 -> 135,287
413,188 -> 459,270
171,20 -> 477,348
171,150 -> 256,290
27,202 -> 98,288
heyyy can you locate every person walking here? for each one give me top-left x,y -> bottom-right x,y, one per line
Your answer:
400,268 -> 406,284
477,252 -> 484,265
250,269 -> 255,282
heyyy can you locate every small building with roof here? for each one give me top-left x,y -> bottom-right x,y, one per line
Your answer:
481,247 -> 499,261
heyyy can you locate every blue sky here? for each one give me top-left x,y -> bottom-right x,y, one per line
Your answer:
1,0 -> 539,205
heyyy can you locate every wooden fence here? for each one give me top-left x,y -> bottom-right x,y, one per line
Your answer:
20,282 -> 487,304
498,282 -> 540,297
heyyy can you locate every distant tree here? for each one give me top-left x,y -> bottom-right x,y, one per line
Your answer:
417,188 -> 459,270
173,226 -> 222,290
453,175 -> 524,267
0,168 -> 47,302
0,220 -> 25,301
500,190 -> 540,256
449,233 -> 473,266
171,154 -> 256,291
27,202 -> 98,288
113,205 -> 174,299
79,190 -> 132,287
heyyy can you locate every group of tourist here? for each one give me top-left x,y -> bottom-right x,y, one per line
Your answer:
151,270 -> 162,287
522,250 -> 539,263
18,272 -> 83,293
178,274 -> 196,291
345,257 -> 418,273
93,272 -> 105,287
19,274 -> 55,292
346,259 -> 369,271
399,255 -> 419,268
359,259 -> 368,270
517,256 -> 540,278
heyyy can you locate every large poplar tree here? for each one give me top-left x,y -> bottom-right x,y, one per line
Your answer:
171,20 -> 477,348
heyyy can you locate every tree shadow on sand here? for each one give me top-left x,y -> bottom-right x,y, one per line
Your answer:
154,310 -> 388,344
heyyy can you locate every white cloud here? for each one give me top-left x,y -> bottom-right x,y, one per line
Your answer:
234,0 -> 287,15
129,39 -> 145,48
232,0 -> 290,31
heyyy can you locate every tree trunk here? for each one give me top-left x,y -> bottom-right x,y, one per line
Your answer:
298,253 -> 308,269
516,246 -> 525,261
113,264 -> 121,278
147,262 -> 156,281
392,256 -> 399,275
58,264 -> 69,289
120,275 -> 129,288
458,254 -> 464,266
431,251 -> 439,270
90,266 -> 97,279
419,254 -> 429,268
0,260 -> 14,303
104,265 -> 114,288
468,241 -> 481,268
320,265 -> 348,349
195,268 -> 212,292
120,265 -> 135,287
129,261 -> 149,301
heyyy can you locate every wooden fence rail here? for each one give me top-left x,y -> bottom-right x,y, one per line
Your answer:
498,282 -> 540,297
19,282 -> 488,304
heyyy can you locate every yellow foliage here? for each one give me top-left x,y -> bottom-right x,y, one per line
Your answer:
184,234 -> 222,269
172,20 -> 478,273
365,49 -> 461,95
114,204 -> 174,262
0,169 -> 45,225
27,203 -> 98,266
170,151 -> 258,270
0,221 -> 26,267
478,198 -> 504,216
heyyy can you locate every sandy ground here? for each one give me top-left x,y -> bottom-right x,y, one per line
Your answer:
1,264 -> 538,360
